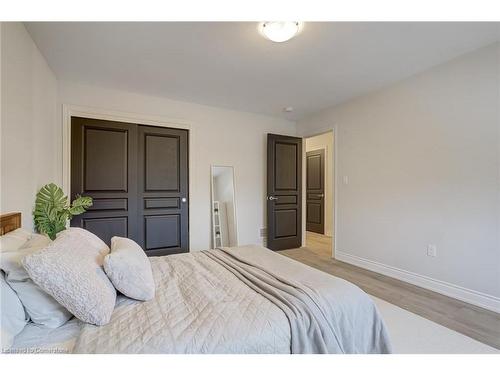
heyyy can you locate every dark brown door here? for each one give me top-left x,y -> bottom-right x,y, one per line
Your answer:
266,134 -> 302,250
306,149 -> 325,234
71,117 -> 189,255
71,117 -> 138,244
137,126 -> 189,255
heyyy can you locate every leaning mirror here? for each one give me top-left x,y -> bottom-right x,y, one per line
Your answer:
211,166 -> 238,248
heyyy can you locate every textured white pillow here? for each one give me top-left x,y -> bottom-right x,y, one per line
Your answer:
104,236 -> 155,301
22,228 -> 116,326
0,228 -> 31,252
1,273 -> 28,349
57,227 -> 110,257
1,234 -> 73,328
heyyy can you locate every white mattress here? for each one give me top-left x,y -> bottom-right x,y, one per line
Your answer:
9,318 -> 82,354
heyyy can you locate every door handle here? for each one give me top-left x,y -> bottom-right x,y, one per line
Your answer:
317,194 -> 324,198
181,197 -> 187,203
268,196 -> 278,201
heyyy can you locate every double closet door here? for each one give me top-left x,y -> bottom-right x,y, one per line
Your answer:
70,117 -> 189,256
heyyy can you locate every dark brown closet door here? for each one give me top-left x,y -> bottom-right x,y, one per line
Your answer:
71,117 -> 189,255
71,117 -> 138,244
266,133 -> 302,250
137,126 -> 189,255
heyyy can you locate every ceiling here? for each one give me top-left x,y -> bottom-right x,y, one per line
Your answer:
25,22 -> 499,120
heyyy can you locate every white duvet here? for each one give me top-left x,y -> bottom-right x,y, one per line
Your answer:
73,246 -> 391,354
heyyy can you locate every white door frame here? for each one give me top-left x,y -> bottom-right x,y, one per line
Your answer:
62,104 -> 195,250
301,127 -> 337,258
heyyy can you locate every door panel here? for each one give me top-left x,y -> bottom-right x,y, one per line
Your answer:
275,142 -> 298,190
87,198 -> 128,211
144,214 -> 181,249
138,126 -> 189,256
144,198 -> 179,209
306,149 -> 325,234
144,134 -> 180,191
71,117 -> 138,244
71,117 -> 189,255
275,209 -> 298,238
84,128 -> 128,192
307,202 -> 322,223
81,216 -> 128,245
267,134 -> 302,250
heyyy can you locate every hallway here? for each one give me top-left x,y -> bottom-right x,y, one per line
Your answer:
302,231 -> 332,258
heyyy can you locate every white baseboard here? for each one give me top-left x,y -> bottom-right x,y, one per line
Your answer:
336,250 -> 500,313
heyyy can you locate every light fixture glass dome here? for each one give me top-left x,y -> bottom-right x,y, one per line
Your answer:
259,22 -> 303,43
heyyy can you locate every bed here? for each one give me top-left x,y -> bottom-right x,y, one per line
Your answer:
1,213 -> 392,354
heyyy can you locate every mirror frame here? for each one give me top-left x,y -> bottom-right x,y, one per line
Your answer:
210,165 -> 238,248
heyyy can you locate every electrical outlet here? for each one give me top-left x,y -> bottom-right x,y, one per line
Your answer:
427,244 -> 437,257
343,176 -> 349,185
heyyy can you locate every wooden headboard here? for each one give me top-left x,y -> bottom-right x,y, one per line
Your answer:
0,212 -> 21,235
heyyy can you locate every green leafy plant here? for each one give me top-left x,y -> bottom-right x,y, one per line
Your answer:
33,183 -> 93,240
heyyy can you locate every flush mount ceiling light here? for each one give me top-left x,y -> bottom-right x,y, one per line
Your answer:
259,22 -> 303,43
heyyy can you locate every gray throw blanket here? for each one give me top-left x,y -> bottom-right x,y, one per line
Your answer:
204,248 -> 344,353
204,248 -> 392,354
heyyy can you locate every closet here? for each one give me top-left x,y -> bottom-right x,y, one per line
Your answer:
70,117 -> 189,255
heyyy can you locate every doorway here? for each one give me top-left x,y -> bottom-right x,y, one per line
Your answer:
303,131 -> 334,258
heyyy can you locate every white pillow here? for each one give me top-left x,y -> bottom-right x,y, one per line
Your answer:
1,272 -> 28,350
22,228 -> 116,326
57,227 -> 110,257
1,234 -> 73,328
0,228 -> 31,252
104,237 -> 155,301
21,233 -> 52,249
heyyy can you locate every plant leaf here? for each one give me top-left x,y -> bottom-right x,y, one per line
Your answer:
33,183 -> 92,238
33,203 -> 57,239
35,183 -> 68,211
68,195 -> 93,217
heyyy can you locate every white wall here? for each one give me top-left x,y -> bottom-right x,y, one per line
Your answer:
305,132 -> 334,237
297,43 -> 500,310
58,82 -> 296,251
1,23 -> 58,229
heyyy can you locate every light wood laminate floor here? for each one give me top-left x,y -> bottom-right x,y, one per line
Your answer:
280,231 -> 500,350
